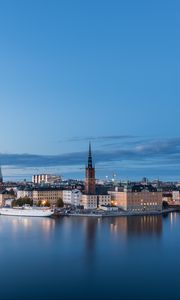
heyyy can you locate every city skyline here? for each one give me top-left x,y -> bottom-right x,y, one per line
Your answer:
0,0 -> 180,180
1,2 -> 180,300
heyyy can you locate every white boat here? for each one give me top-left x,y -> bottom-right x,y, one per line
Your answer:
0,205 -> 54,217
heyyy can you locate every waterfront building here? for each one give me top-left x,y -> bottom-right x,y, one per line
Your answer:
81,194 -> 111,210
127,215 -> 162,235
0,166 -> 3,184
0,190 -> 15,206
98,194 -> 111,206
99,205 -> 118,211
32,187 -> 63,205
85,142 -> 96,195
162,191 -> 173,203
81,194 -> 97,209
172,191 -> 180,203
4,198 -> 14,206
82,143 -> 97,209
63,189 -> 82,206
17,187 -> 33,199
82,143 -> 112,210
109,185 -> 162,211
32,174 -> 62,184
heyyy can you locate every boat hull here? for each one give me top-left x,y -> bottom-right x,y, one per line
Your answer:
0,208 -> 54,217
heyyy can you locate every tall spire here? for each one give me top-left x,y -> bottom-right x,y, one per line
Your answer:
0,166 -> 3,183
85,142 -> 95,194
88,141 -> 92,168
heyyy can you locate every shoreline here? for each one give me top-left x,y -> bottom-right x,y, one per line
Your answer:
60,208 -> 179,218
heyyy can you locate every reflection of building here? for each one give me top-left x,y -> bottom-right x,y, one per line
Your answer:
84,218 -> 98,265
63,189 -> 82,206
32,187 -> 63,205
32,174 -> 61,184
103,215 -> 162,237
127,215 -> 162,236
109,185 -> 162,211
104,217 -> 128,235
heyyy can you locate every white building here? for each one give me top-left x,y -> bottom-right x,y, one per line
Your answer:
63,189 -> 82,206
99,205 -> 118,211
32,174 -> 61,184
80,194 -> 111,210
4,199 -> 14,206
0,191 -> 15,206
17,188 -> 33,199
172,191 -> 180,203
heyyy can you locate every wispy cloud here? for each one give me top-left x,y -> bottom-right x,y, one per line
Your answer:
59,135 -> 136,143
1,138 -> 180,173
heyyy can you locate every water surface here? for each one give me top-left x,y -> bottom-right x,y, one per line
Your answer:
0,213 -> 179,300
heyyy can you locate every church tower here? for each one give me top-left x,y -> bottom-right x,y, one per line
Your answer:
85,142 -> 96,194
0,166 -> 3,184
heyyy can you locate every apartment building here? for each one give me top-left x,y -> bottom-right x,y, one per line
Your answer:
63,189 -> 82,206
81,195 -> 97,209
98,194 -> 111,206
17,187 -> 33,199
0,190 -> 15,206
109,185 -> 162,212
32,187 -> 63,205
81,194 -> 111,209
32,174 -> 61,184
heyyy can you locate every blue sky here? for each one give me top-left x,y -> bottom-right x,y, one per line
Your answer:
0,0 -> 180,180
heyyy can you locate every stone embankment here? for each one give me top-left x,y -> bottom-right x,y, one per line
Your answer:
55,207 -> 179,218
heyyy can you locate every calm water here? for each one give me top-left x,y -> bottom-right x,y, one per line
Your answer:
0,213 -> 180,300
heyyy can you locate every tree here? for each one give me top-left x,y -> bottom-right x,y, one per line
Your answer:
56,198 -> 64,208
162,201 -> 169,209
12,196 -> 33,207
36,200 -> 50,207
37,200 -> 42,207
44,200 -> 50,207
9,188 -> 15,195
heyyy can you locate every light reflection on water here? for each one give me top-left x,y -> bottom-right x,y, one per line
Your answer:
0,216 -> 55,240
169,211 -> 177,229
0,214 -> 165,237
0,213 -> 179,300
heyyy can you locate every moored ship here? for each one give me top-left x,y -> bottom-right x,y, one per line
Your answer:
0,205 -> 54,217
